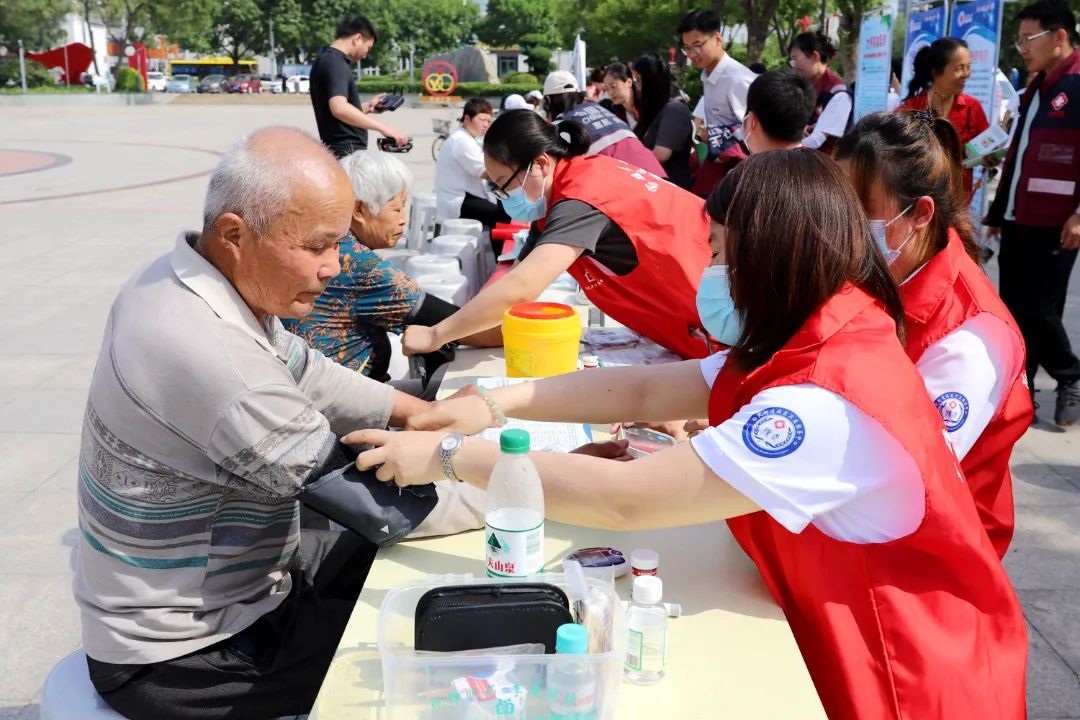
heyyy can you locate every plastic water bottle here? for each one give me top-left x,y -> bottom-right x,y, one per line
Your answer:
624,576 -> 667,684
485,429 -> 544,577
548,623 -> 597,720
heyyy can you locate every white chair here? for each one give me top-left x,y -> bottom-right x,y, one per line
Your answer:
40,650 -> 126,720
406,254 -> 461,279
415,273 -> 469,306
406,193 -> 437,251
440,218 -> 493,278
440,218 -> 483,245
373,247 -> 418,274
430,234 -> 481,298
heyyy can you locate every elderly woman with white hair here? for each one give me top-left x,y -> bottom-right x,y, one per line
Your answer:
283,150 -> 500,396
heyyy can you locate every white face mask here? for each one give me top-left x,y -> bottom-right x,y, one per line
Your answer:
869,204 -> 914,264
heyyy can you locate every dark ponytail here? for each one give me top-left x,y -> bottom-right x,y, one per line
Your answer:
905,37 -> 966,100
483,109 -> 591,169
790,31 -> 838,63
835,111 -> 980,265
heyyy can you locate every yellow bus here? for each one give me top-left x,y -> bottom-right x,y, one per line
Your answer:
167,58 -> 257,79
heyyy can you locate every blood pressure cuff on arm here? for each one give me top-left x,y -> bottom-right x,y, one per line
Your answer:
298,444 -> 438,547
406,291 -> 458,387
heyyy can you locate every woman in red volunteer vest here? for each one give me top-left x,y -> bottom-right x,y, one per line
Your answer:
401,109 -> 713,360
350,150 -> 1028,719
835,111 -> 1033,558
789,31 -> 852,154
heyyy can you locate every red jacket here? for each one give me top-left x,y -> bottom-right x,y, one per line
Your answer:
897,92 -> 990,197
540,155 -> 713,358
712,284 -> 1027,719
901,232 -> 1032,557
988,49 -> 1080,227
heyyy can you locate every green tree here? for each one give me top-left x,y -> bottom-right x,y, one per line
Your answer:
157,0 -> 216,55
739,0 -> 783,63
579,0 -> 692,65
393,0 -> 480,71
834,0 -> 884,78
0,0 -> 72,51
478,0 -> 557,49
212,0 -> 266,63
97,0 -> 157,75
524,45 -> 553,75
771,0 -> 821,59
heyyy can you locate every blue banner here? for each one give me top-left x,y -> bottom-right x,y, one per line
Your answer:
853,8 -> 895,120
949,0 -> 1004,218
901,2 -> 949,99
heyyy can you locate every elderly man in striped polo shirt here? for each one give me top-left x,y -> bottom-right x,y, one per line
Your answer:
73,127 -> 451,719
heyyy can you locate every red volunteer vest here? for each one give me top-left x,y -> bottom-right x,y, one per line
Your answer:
541,155 -> 713,358
710,285 -> 1027,720
901,232 -> 1032,558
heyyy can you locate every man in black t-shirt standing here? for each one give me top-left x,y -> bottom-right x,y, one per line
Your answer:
310,15 -> 409,158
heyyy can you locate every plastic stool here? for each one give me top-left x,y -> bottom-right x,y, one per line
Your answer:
439,218 -> 492,279
430,234 -> 481,298
415,273 -> 469,305
406,254 -> 461,279
40,650 -> 126,720
406,193 -> 437,251
373,247 -> 418,273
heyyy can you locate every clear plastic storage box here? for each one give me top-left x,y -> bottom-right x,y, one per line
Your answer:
377,572 -> 627,719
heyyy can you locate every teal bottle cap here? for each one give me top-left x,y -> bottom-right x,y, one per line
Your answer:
555,623 -> 589,654
499,428 -> 530,454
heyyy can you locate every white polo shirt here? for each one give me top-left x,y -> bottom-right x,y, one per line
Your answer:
803,91 -> 852,149
700,53 -> 756,130
435,127 -> 490,223
690,351 -> 926,543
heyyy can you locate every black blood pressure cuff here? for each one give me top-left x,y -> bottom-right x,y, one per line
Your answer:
298,447 -> 438,547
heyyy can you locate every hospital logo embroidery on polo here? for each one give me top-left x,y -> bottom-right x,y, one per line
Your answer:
742,407 -> 806,458
1051,92 -> 1068,111
934,391 -> 969,432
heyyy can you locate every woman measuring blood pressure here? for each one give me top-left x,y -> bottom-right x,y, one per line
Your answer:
401,109 -> 713,359
352,151 -> 1027,719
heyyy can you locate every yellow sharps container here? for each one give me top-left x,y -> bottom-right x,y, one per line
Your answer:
502,302 -> 582,377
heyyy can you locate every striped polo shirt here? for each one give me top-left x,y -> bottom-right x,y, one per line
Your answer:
74,233 -> 394,664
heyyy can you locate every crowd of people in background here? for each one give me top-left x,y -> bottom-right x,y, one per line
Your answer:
69,0 -> 1080,718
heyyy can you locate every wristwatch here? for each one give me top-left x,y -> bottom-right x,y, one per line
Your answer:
439,433 -> 466,483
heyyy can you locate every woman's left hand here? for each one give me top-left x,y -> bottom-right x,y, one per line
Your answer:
343,429 -> 447,487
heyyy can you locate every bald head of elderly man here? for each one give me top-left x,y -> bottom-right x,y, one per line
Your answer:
74,128 -> 436,719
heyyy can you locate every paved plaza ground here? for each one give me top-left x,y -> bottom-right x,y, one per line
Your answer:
0,95 -> 1077,719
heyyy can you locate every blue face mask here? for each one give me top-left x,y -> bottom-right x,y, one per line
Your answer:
696,264 -> 744,346
500,162 -> 548,222
869,204 -> 914,264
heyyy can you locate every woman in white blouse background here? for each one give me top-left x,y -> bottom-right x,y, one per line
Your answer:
433,98 -> 510,232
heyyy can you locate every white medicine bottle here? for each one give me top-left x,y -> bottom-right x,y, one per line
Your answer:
484,429 -> 545,577
624,575 -> 667,684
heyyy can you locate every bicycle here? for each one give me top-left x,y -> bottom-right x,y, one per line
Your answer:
431,117 -> 453,161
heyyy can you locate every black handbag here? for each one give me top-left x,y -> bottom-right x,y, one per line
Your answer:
414,583 -> 574,654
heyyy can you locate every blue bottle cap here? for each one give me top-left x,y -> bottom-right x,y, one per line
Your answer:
555,623 -> 589,654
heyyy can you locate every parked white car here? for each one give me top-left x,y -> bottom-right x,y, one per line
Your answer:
146,71 -> 167,92
285,74 -> 310,94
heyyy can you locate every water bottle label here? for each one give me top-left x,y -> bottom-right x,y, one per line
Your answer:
625,626 -> 666,672
485,511 -> 544,577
